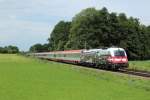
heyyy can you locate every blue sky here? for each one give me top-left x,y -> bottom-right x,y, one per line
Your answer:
0,0 -> 150,51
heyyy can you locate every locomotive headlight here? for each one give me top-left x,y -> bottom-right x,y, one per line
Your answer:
122,58 -> 127,62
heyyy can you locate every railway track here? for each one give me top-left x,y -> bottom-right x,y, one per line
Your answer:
75,62 -> 150,78
118,68 -> 150,78
74,63 -> 150,78
75,63 -> 150,78
42,58 -> 150,78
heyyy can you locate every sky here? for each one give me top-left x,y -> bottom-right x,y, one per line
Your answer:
0,0 -> 150,51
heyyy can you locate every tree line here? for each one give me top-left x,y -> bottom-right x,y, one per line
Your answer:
30,7 -> 150,60
0,45 -> 19,54
29,43 -> 49,53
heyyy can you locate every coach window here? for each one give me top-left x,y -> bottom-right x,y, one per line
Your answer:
64,54 -> 66,57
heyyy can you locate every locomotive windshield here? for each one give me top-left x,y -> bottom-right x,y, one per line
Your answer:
114,50 -> 126,56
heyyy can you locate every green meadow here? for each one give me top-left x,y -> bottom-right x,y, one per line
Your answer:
129,60 -> 150,71
0,54 -> 150,100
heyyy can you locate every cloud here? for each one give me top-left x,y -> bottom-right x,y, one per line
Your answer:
0,0 -> 150,51
0,18 -> 52,51
0,0 -> 98,51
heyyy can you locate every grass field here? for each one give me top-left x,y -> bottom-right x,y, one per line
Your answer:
129,60 -> 150,71
0,54 -> 150,100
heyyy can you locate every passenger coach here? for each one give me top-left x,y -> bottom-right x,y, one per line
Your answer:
31,47 -> 128,69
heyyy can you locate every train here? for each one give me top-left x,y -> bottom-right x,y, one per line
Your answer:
30,47 -> 128,70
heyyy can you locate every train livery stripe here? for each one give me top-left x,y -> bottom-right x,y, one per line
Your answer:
47,58 -> 80,63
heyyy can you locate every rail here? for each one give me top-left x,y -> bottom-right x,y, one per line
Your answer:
118,68 -> 150,78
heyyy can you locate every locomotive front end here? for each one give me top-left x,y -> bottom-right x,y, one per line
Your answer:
107,48 -> 128,69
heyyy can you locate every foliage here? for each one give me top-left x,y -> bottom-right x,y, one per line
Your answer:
48,21 -> 71,51
29,43 -> 50,52
48,7 -> 150,60
0,45 -> 19,54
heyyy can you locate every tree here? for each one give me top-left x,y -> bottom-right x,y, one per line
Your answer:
6,45 -> 19,53
30,44 -> 44,52
29,43 -> 50,52
0,45 -> 19,54
66,8 -> 107,49
48,7 -> 150,60
48,21 -> 71,51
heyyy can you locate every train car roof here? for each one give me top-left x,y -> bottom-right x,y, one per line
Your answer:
51,50 -> 82,54
33,50 -> 82,54
107,47 -> 125,51
32,47 -> 125,55
82,47 -> 125,53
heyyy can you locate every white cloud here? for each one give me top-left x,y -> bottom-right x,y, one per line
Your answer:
0,0 -> 150,51
0,0 -> 98,51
